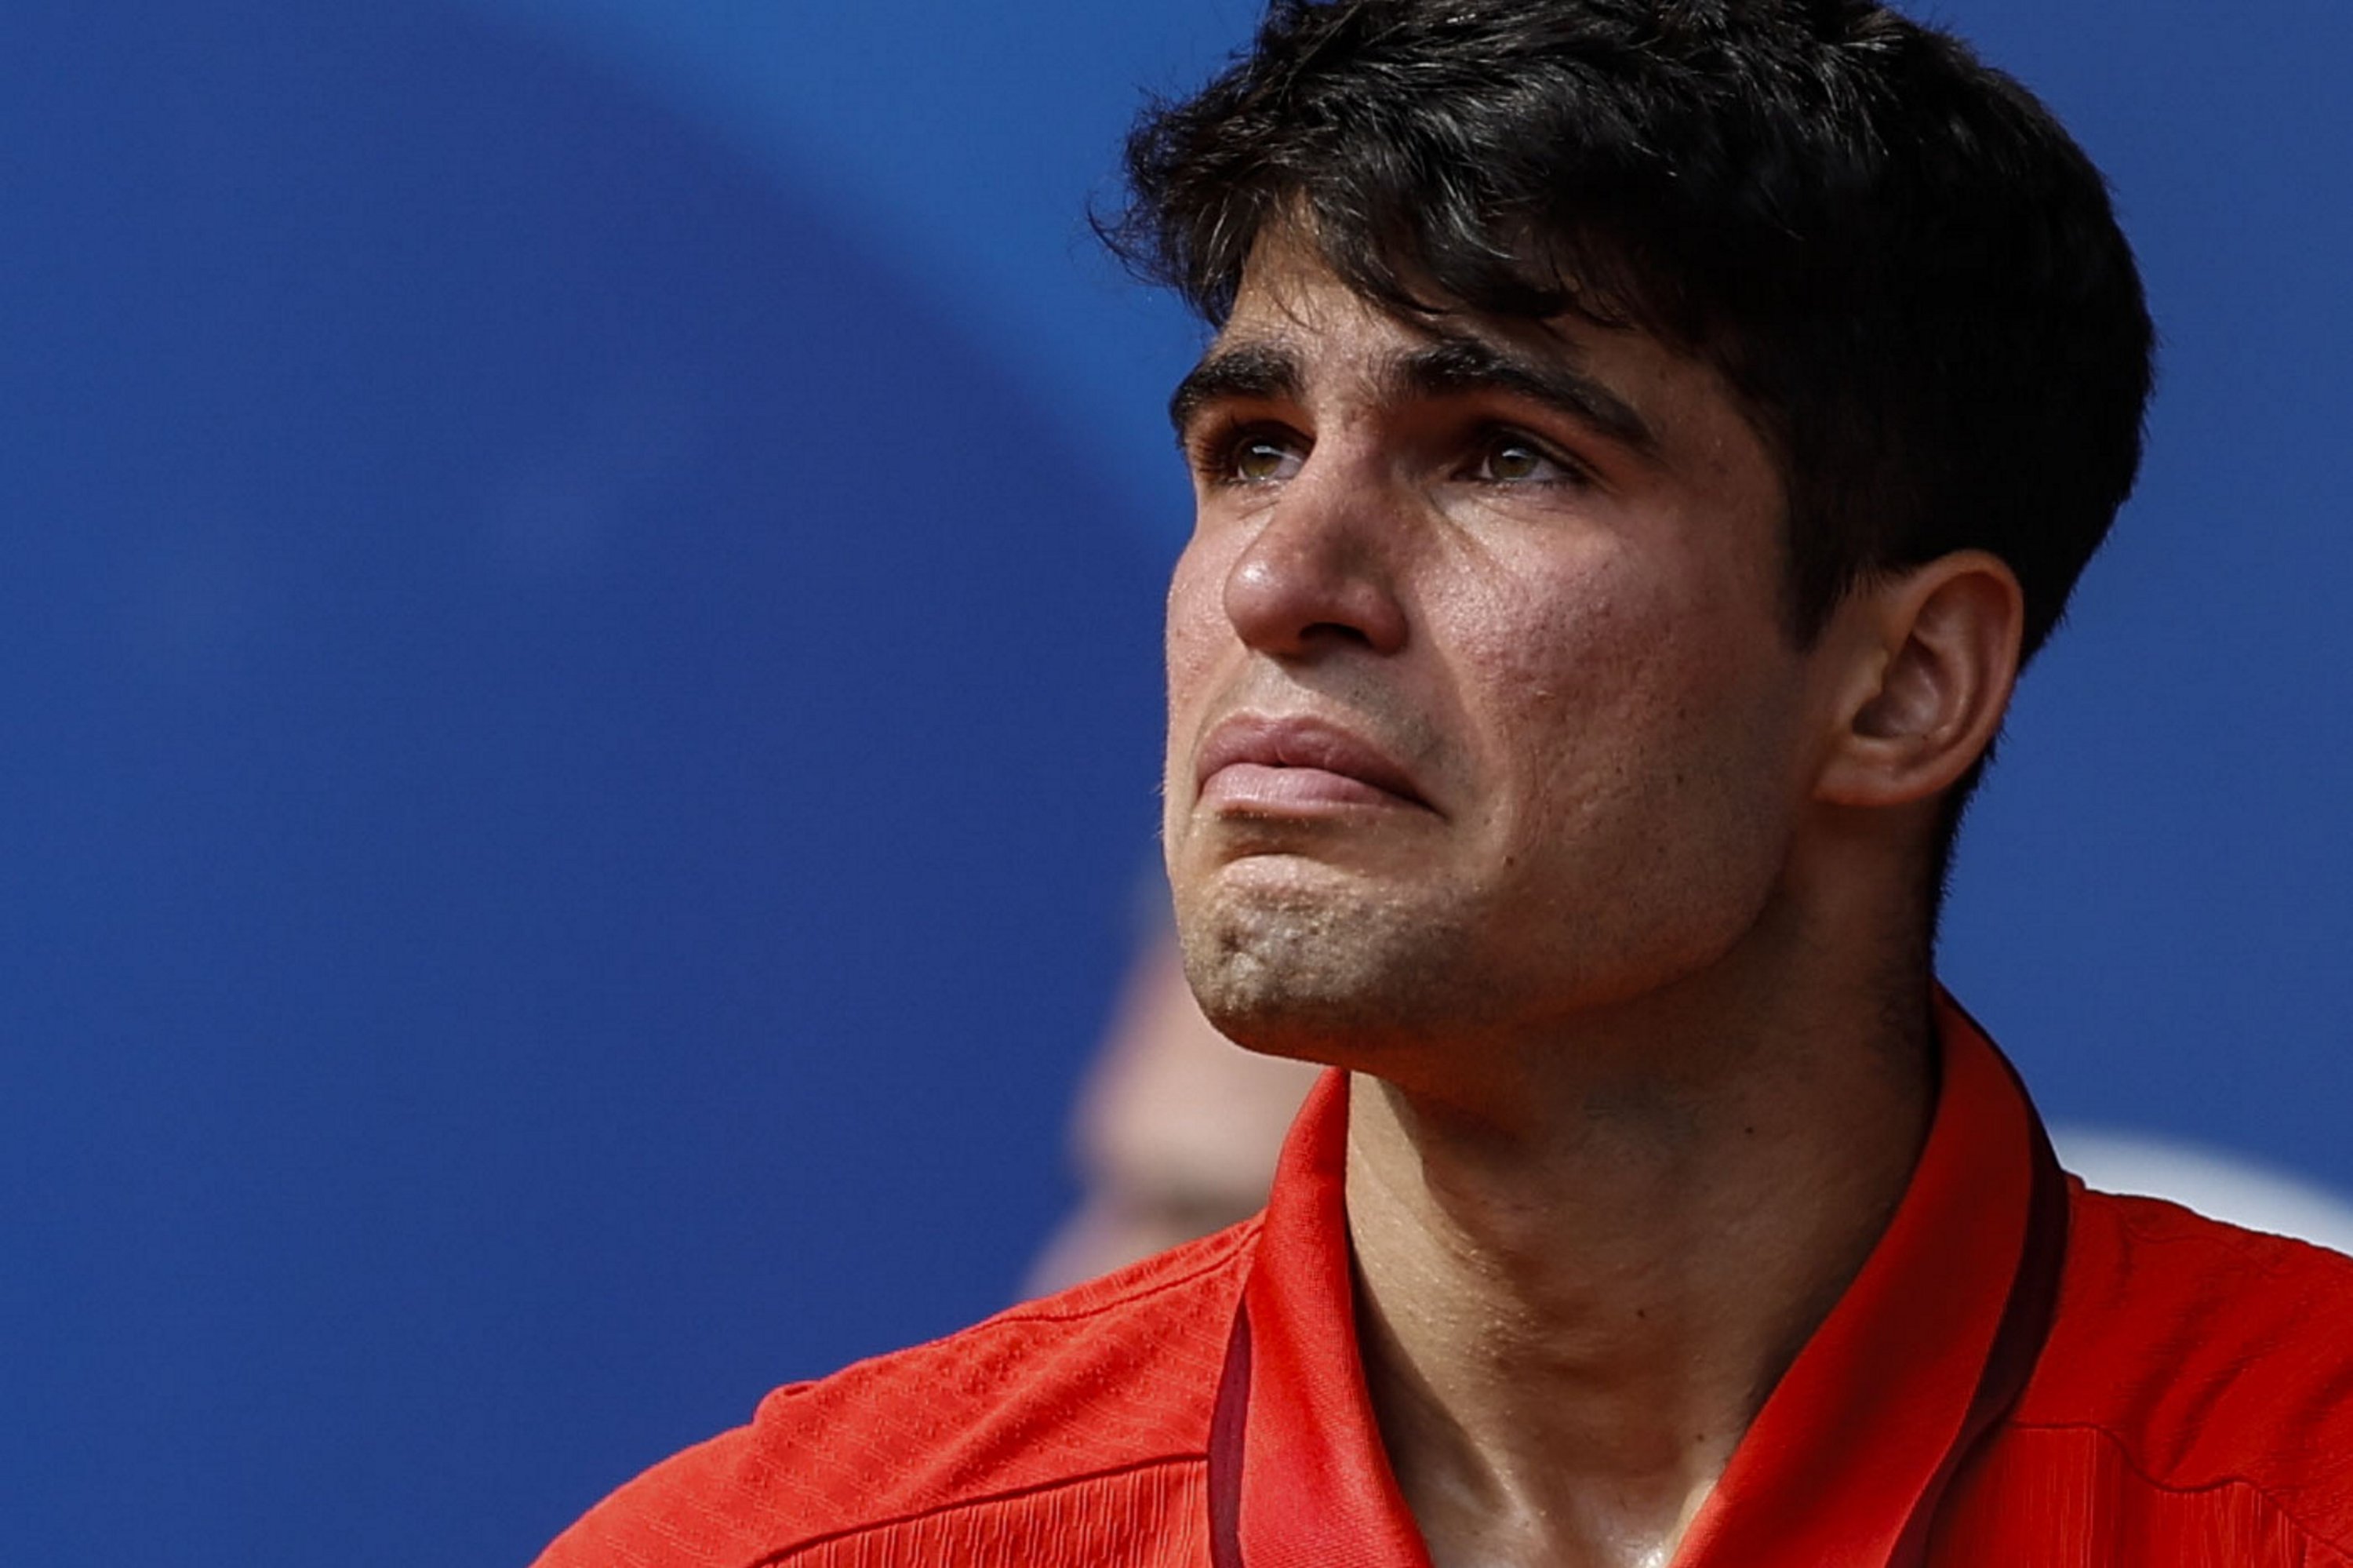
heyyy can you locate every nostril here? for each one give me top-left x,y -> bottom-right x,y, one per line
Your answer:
1217,484 -> 1410,657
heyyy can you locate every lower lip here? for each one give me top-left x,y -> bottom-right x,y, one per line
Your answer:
1198,762 -> 1418,813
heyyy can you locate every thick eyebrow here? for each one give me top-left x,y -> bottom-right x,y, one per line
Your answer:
1164,329 -> 1658,460
1391,334 -> 1657,457
1166,342 -> 1304,442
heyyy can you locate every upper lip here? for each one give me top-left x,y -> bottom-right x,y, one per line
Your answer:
1194,713 -> 1433,809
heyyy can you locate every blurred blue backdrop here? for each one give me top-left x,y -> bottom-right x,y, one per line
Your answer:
2,2 -> 2347,1561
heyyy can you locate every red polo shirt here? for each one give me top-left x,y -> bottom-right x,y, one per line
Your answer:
538,998 -> 2353,1566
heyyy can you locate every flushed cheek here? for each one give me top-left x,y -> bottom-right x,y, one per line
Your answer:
1453,563 -> 1773,841
1162,540 -> 1242,807
1165,526 -> 1246,680
1442,556 -> 1655,742
1162,579 -> 1224,725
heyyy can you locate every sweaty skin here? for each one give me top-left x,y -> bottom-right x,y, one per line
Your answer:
1160,235 -> 2023,1568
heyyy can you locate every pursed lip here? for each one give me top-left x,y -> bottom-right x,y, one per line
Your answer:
1193,713 -> 1435,813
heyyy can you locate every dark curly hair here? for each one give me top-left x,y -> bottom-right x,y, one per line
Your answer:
1103,0 -> 2155,668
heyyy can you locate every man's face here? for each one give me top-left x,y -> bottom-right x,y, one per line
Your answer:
1162,238 -> 1835,1073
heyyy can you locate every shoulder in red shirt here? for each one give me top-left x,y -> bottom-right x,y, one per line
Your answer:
536,1219 -> 1251,1566
1938,1181 -> 2353,1563
537,999 -> 2353,1567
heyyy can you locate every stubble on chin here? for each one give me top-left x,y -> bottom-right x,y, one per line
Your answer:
1172,868 -> 1481,1066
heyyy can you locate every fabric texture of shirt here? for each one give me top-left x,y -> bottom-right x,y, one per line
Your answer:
536,996 -> 2353,1566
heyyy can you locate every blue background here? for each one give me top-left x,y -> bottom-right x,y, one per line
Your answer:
4,2 -> 2347,1560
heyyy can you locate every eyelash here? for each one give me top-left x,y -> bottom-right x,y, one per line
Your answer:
1187,418 -> 1299,487
1465,428 -> 1592,489
1187,419 -> 1595,491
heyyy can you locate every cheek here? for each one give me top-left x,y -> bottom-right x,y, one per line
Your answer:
1163,531 -> 1255,838
1446,549 -> 1658,748
1162,536 -> 1231,726
1462,548 -> 1795,830
1459,566 -> 1806,997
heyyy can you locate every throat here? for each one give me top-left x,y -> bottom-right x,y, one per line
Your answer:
1355,1267 -> 1745,1568
1341,1035 -> 1929,1568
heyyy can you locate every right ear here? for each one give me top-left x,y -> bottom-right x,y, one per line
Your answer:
1810,551 -> 2024,810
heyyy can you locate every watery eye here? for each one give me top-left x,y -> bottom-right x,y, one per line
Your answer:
1229,435 -> 1301,483
1479,438 -> 1556,483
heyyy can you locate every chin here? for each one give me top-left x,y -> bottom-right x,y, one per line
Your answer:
1173,871 -> 1483,1068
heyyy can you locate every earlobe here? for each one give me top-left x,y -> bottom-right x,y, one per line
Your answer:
1815,552 -> 2024,808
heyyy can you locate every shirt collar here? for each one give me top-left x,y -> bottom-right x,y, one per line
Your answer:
1209,991 -> 2067,1568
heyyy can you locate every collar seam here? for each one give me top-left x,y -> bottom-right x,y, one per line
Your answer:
989,1222 -> 1262,1327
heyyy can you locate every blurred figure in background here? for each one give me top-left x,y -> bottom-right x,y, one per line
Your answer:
1026,896 -> 1318,1293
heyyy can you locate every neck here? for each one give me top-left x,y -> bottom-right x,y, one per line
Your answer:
1344,960 -> 1935,1568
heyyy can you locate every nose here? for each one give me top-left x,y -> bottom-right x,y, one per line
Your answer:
1220,455 -> 1409,659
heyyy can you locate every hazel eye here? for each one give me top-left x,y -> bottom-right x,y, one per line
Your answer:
1474,435 -> 1571,484
1229,435 -> 1304,484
